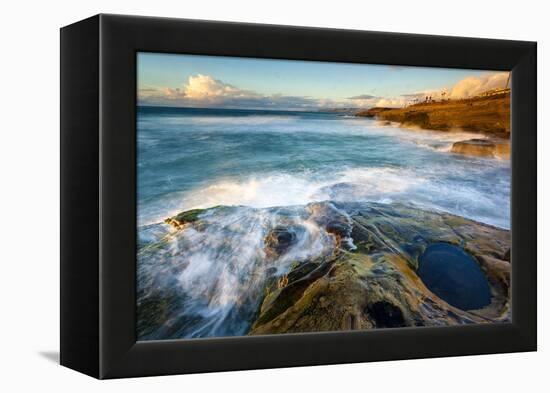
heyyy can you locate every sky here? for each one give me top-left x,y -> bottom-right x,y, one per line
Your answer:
137,52 -> 509,110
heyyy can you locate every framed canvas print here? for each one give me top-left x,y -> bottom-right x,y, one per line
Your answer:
60,14 -> 537,379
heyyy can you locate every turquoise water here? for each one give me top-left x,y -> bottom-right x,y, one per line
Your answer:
136,106 -> 510,340
138,106 -> 510,230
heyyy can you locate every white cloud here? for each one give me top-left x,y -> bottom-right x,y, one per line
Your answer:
449,72 -> 509,99
373,97 -> 406,108
359,72 -> 509,108
348,94 -> 377,100
368,90 -> 441,108
139,74 -> 347,110
138,71 -> 511,110
183,74 -> 258,101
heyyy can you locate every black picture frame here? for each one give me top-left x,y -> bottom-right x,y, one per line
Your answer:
60,14 -> 537,379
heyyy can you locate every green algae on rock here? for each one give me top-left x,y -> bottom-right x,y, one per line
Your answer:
138,201 -> 510,339
250,202 -> 510,335
164,208 -> 207,229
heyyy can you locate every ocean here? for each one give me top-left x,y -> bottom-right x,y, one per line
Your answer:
136,105 -> 510,339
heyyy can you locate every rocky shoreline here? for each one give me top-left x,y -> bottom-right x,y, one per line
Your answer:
356,92 -> 510,158
450,138 -> 510,159
249,202 -> 510,334
140,201 -> 511,338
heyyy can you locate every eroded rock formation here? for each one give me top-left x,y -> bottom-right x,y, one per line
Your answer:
140,202 -> 510,339
251,202 -> 510,334
451,138 -> 510,159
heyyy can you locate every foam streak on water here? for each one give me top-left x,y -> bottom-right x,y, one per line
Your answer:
138,204 -> 338,339
138,107 -> 510,229
137,106 -> 510,339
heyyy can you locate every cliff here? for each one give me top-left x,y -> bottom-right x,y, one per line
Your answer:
356,92 -> 510,137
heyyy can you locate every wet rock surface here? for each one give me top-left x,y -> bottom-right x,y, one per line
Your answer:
249,202 -> 510,335
140,201 -> 511,339
164,208 -> 207,229
451,138 -> 510,159
264,225 -> 305,258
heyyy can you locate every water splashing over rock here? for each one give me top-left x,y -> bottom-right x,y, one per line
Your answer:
137,202 -> 510,340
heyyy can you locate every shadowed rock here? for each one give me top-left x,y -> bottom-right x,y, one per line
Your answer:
366,301 -> 406,328
249,202 -> 510,335
264,225 -> 305,258
141,201 -> 511,339
451,138 -> 510,159
356,92 -> 510,137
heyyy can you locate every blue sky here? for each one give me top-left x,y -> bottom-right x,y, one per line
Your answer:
137,52 -> 506,110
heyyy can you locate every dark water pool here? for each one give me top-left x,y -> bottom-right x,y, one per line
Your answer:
417,243 -> 491,311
